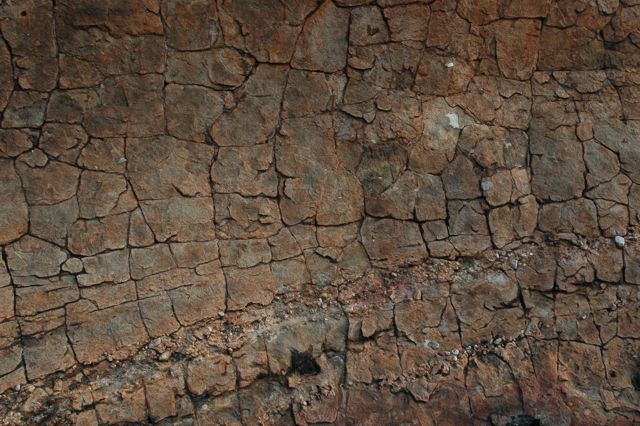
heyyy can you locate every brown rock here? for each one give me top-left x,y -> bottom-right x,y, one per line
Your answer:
77,138 -> 126,173
166,49 -> 253,89
271,256 -> 310,294
361,218 -> 427,263
170,241 -> 219,268
80,281 -> 136,310
218,0 -> 316,63
291,1 -> 349,72
409,99 -> 462,174
169,277 -> 226,325
58,0 -> 163,37
282,70 -> 340,118
211,145 -> 278,197
130,244 -> 175,280
0,160 -> 29,244
349,6 -> 389,46
539,26 -> 605,70
0,129 -> 34,158
23,328 -> 75,380
494,19 -> 541,80
488,195 -> 539,248
458,0 -> 500,25
78,171 -> 136,219
15,276 -> 79,316
39,123 -> 88,160
186,354 -> 236,396
268,228 -> 302,261
2,91 -> 48,128
500,0 -> 551,17
0,0 -> 57,91
161,0 -> 218,51
84,75 -> 164,138
6,236 -> 67,278
95,387 -> 147,424
530,126 -> 585,202
68,213 -> 129,256
165,84 -> 224,143
78,249 -> 130,287
139,294 -> 180,338
211,64 -> 287,147
0,37 -> 12,112
414,52 -> 475,97
215,194 -> 282,239
66,300 -> 148,364
16,158 -> 80,205
442,155 -> 482,200
225,264 -> 276,310
539,198 -> 600,237
127,136 -> 213,200
276,115 -> 364,225
220,239 -> 271,268
384,4 -> 431,41
140,197 -> 215,242
128,209 -> 155,247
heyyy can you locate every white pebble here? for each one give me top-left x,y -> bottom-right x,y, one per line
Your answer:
480,181 -> 493,191
614,235 -> 625,248
446,113 -> 460,129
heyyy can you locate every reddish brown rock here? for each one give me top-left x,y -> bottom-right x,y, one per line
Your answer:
218,0 -> 316,63
0,0 -> 57,91
16,159 -> 80,206
224,264 -> 276,310
6,236 -> 67,278
2,91 -> 48,128
187,354 -> 236,396
78,171 -> 136,219
276,115 -> 364,225
78,249 -> 130,287
361,218 -> 427,263
140,197 -> 215,243
66,300 -> 148,364
211,145 -> 278,197
0,160 -> 29,245
166,49 -> 253,89
494,19 -> 541,80
0,37 -> 13,112
291,1 -> 349,72
384,4 -> 431,42
68,214 -> 129,256
349,6 -> 389,46
57,0 -> 162,37
210,64 -> 287,147
23,328 -> 75,380
127,136 -> 213,200
161,0 -> 218,51
165,84 -> 224,143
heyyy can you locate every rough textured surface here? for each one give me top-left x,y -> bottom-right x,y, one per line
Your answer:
0,0 -> 639,424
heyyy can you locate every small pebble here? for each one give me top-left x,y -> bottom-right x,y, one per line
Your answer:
614,235 -> 625,248
480,181 -> 493,191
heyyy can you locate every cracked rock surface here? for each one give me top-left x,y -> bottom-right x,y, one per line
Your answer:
0,0 -> 639,424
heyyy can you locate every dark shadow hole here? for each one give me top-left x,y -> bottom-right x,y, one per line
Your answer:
506,415 -> 541,426
289,350 -> 321,376
631,369 -> 640,391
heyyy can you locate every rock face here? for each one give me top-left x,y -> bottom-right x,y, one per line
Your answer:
0,0 -> 639,425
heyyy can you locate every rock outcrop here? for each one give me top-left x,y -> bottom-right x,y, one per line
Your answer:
0,0 -> 639,424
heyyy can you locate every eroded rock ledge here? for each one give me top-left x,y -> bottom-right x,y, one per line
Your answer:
0,0 -> 640,424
